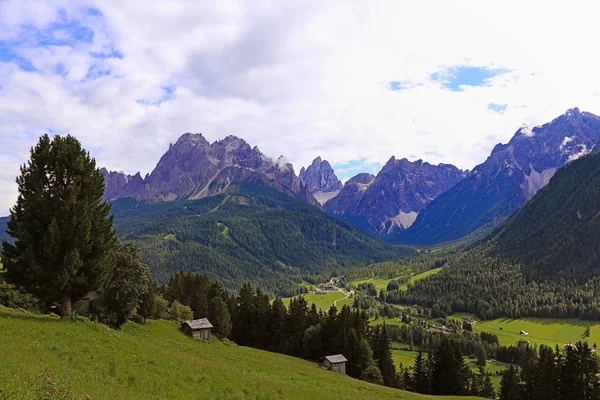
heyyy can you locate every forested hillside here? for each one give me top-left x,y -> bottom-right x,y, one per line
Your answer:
491,151 -> 600,281
391,151 -> 600,320
0,216 -> 8,243
111,182 -> 414,295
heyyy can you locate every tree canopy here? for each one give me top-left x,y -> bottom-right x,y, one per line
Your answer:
2,134 -> 117,316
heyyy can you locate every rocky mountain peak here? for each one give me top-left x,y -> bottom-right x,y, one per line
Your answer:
325,157 -> 465,235
299,156 -> 342,194
173,132 -> 209,148
101,132 -> 319,207
402,107 -> 600,245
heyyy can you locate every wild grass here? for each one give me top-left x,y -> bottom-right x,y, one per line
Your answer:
0,306 -> 474,399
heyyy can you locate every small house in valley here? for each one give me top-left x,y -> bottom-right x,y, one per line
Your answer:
321,354 -> 348,375
181,318 -> 214,340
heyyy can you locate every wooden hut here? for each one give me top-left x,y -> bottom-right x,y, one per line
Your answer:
321,354 -> 347,375
181,318 -> 214,340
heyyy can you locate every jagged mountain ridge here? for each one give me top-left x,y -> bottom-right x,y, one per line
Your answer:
400,107 -> 600,245
325,158 -> 465,235
299,157 -> 343,205
101,133 -> 319,207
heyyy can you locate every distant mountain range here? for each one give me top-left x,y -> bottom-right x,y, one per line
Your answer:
324,158 -> 466,235
100,108 -> 600,245
398,108 -> 600,245
3,107 -> 600,252
101,133 -> 319,207
398,148 -> 600,320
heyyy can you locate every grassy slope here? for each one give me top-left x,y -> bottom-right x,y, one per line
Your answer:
399,268 -> 442,290
0,307 -> 477,400
351,268 -> 443,292
282,292 -> 348,311
350,277 -> 397,291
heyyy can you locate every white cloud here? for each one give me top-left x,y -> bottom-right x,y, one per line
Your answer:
2,0 -> 600,214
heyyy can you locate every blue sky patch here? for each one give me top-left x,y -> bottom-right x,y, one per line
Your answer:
388,81 -> 421,91
0,41 -> 36,70
432,66 -> 509,92
487,103 -> 507,113
332,159 -> 383,181
136,86 -> 177,106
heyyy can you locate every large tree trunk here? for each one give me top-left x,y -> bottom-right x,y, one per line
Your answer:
61,294 -> 72,317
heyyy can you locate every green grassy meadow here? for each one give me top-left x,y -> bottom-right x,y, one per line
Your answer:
399,268 -> 443,290
449,313 -> 600,347
473,317 -> 599,347
350,277 -> 398,291
282,291 -> 349,311
370,317 -> 406,327
351,267 -> 443,292
0,306 -> 477,400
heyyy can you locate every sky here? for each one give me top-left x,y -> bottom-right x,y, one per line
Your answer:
1,0 -> 600,215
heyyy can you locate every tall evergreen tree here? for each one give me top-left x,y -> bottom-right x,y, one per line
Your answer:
268,298 -> 288,352
431,338 -> 469,395
374,323 -> 397,387
412,350 -> 431,394
2,134 -> 117,316
535,345 -> 559,400
500,365 -> 521,400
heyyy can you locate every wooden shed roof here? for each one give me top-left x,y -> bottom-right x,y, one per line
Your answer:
324,354 -> 347,363
183,318 -> 214,330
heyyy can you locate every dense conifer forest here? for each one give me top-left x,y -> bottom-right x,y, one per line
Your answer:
389,152 -> 600,320
109,182 -> 415,296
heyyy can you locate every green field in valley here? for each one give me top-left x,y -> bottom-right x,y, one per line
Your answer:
350,276 -> 398,291
281,291 -> 350,311
0,306 -> 478,400
370,317 -> 406,327
351,267 -> 443,292
399,268 -> 443,290
451,313 -> 600,347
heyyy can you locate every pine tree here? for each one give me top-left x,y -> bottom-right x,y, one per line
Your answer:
480,367 -> 496,399
343,328 -> 372,378
520,345 -> 538,400
233,283 -> 255,346
500,365 -> 521,400
535,345 -> 559,400
3,134 -> 117,316
431,338 -> 469,395
375,323 -> 397,387
412,350 -> 431,394
268,298 -> 288,352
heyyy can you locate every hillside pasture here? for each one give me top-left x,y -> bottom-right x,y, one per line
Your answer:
0,306 -> 474,400
451,313 -> 600,347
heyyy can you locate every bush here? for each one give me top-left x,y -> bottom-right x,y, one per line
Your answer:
168,300 -> 193,322
0,282 -> 40,311
361,364 -> 384,385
